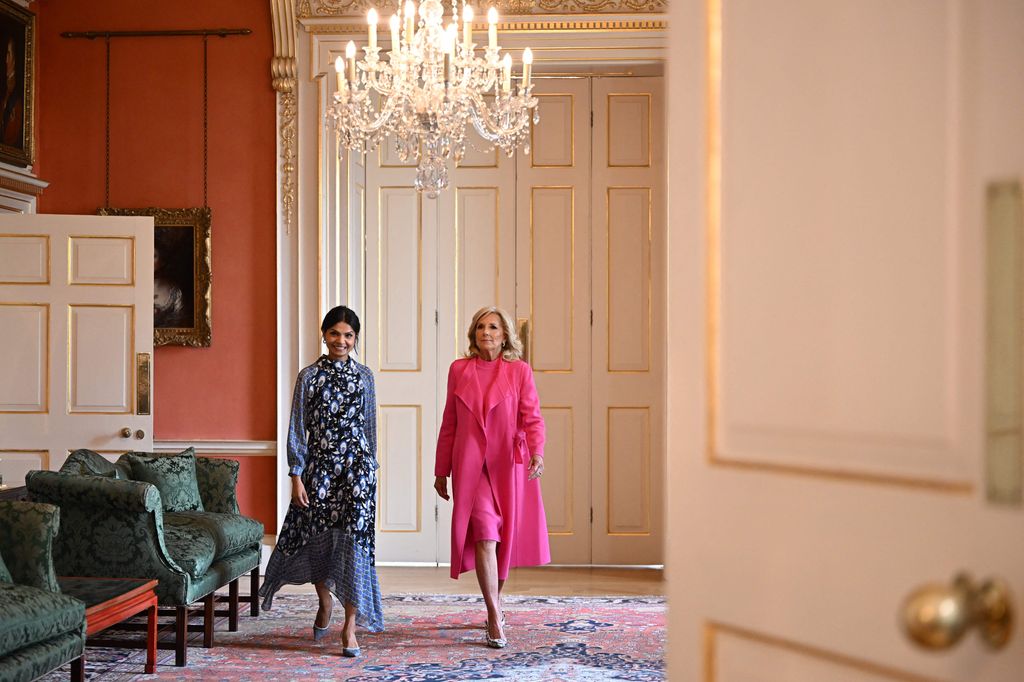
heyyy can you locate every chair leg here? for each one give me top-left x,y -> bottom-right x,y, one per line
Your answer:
71,655 -> 85,682
203,593 -> 215,648
175,605 -> 188,667
250,566 -> 260,617
229,578 -> 240,631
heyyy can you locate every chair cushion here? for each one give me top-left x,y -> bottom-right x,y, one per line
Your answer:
124,449 -> 204,513
0,583 -> 85,658
60,449 -> 128,479
0,548 -> 11,583
166,511 -> 264,561
162,517 -> 216,579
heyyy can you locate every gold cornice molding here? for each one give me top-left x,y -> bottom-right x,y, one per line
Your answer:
298,0 -> 665,18
305,17 -> 666,33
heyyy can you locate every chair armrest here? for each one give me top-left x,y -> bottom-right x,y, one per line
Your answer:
25,471 -> 189,592
0,500 -> 61,592
195,457 -> 241,514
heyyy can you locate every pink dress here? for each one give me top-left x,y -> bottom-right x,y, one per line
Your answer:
435,357 -> 550,579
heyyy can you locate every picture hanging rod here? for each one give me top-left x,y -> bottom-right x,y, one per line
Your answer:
61,28 -> 251,39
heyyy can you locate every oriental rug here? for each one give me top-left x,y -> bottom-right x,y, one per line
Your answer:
41,593 -> 665,681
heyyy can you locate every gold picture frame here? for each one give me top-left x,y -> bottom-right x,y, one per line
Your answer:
99,206 -> 212,347
0,0 -> 34,167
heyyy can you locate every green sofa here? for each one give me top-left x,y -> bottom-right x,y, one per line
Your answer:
26,448 -> 263,667
0,500 -> 86,682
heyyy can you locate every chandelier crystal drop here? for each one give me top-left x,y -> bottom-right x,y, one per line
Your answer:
326,0 -> 539,198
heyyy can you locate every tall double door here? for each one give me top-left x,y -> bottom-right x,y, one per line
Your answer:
362,77 -> 664,566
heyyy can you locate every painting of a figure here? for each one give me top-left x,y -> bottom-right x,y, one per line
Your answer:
154,226 -> 195,329
0,0 -> 32,167
98,206 -> 212,347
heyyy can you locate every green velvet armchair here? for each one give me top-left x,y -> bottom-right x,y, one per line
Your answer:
0,500 -> 87,682
26,449 -> 263,667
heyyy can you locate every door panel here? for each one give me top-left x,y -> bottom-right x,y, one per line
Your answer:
365,159 -> 441,562
516,78 -> 593,564
591,77 -> 665,564
0,215 -> 153,485
668,0 -> 1024,679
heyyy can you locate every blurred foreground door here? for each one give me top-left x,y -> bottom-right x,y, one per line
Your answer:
668,1 -> 1024,680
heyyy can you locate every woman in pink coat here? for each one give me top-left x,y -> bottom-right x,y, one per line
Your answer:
434,306 -> 549,649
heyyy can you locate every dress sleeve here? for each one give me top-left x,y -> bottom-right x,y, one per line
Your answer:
518,362 -> 545,457
434,362 -> 459,477
286,369 -> 309,476
364,367 -> 378,461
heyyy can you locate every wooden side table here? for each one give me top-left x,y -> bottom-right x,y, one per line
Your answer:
58,577 -> 158,680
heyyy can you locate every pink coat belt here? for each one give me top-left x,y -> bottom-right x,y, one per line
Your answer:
513,430 -> 529,464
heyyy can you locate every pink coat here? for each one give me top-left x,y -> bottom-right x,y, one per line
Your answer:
435,357 -> 550,579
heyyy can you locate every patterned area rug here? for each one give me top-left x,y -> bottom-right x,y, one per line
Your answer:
41,593 -> 665,681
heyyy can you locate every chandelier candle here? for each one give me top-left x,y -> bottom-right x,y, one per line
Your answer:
367,8 -> 378,50
327,0 -> 539,197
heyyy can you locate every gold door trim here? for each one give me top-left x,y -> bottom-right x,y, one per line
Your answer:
0,302 -> 49,414
66,304 -> 135,415
701,0 -> 972,495
530,94 -> 575,168
530,186 -> 575,374
0,233 -> 49,285
606,406 -> 651,536
541,405 -> 575,536
606,186 -> 652,373
606,93 -> 653,168
67,235 -> 136,286
454,186 -> 502,358
376,186 -> 423,373
704,621 -> 950,682
376,404 -> 422,533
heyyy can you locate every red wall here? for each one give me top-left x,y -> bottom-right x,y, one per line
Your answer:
33,1 -> 278,526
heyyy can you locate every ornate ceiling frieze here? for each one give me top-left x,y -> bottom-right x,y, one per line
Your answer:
297,0 -> 665,18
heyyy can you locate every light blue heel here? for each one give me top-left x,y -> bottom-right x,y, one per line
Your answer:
343,647 -> 362,657
313,625 -> 331,642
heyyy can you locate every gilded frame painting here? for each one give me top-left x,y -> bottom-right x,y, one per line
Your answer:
0,0 -> 34,167
99,207 -> 212,347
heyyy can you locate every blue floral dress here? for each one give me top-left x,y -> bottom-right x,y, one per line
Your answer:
259,355 -> 384,632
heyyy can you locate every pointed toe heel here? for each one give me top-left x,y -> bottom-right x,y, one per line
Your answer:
313,625 -> 331,642
343,647 -> 362,657
486,635 -> 508,649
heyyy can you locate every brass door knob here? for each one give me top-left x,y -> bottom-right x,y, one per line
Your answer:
901,573 -> 1014,650
119,427 -> 132,438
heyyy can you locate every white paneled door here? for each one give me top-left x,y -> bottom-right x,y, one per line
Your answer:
0,215 -> 154,485
516,77 -> 594,565
590,77 -> 665,565
669,0 -> 1024,680
365,77 -> 666,566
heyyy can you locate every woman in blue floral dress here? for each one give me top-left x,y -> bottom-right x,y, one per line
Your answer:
259,306 -> 383,656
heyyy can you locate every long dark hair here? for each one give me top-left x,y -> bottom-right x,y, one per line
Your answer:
321,306 -> 361,352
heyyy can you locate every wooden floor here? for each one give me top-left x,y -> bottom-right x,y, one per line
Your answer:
275,566 -> 664,597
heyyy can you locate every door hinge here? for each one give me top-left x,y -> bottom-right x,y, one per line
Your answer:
590,111 -> 594,127
434,504 -> 439,522
590,507 -> 594,524
434,310 -> 439,325
590,310 -> 593,326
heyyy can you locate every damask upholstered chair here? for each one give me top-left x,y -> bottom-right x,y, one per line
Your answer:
26,448 -> 263,667
0,500 -> 87,682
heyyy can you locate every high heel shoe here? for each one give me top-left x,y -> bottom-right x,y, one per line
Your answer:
342,631 -> 361,657
485,619 -> 507,649
312,603 -> 333,642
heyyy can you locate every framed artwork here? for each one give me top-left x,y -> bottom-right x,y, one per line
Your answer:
0,0 -> 33,167
99,207 -> 212,347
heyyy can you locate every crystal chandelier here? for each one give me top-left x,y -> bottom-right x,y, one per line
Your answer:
326,0 -> 539,197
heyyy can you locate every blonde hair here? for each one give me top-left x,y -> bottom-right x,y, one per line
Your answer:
465,306 -> 523,361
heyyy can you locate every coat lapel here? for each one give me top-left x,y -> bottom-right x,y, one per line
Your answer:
453,358 -> 514,431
